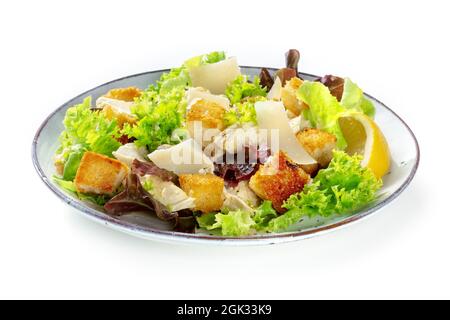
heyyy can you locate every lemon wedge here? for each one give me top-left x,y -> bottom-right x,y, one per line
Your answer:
339,113 -> 391,178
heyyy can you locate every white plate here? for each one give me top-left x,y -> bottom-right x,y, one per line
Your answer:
32,67 -> 420,246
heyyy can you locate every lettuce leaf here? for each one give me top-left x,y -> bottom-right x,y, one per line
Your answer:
297,79 -> 375,150
184,51 -> 226,69
124,87 -> 186,151
52,176 -> 109,206
210,210 -> 256,236
267,151 -> 382,232
341,78 -> 375,118
297,81 -> 347,149
223,97 -> 266,126
196,212 -> 217,229
225,75 -> 267,105
253,201 -> 278,230
196,210 -> 256,236
56,97 -> 121,180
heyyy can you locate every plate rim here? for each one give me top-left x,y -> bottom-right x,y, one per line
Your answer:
31,67 -> 421,245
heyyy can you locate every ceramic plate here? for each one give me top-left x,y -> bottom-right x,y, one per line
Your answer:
32,67 -> 420,245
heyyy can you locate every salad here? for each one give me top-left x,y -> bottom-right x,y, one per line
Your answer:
53,50 -> 390,236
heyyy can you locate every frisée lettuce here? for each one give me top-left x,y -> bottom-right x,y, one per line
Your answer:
56,97 -> 121,181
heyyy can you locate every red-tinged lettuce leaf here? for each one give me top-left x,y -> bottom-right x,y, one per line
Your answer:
104,173 -> 176,221
273,49 -> 301,85
131,159 -> 178,183
104,173 -> 196,233
316,75 -> 345,101
275,68 -> 298,86
214,145 -> 271,186
214,163 -> 257,186
259,68 -> 274,90
174,210 -> 197,233
285,49 -> 300,74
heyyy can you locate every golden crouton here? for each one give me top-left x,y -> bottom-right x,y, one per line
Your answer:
249,151 -> 310,213
187,100 -> 226,140
296,128 -> 337,168
179,173 -> 224,213
74,151 -> 129,195
102,104 -> 137,128
281,77 -> 308,116
104,87 -> 142,102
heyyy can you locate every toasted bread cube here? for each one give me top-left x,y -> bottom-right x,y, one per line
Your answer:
249,151 -> 310,213
281,77 -> 308,116
102,104 -> 137,128
296,128 -> 337,168
187,99 -> 226,139
179,173 -> 224,213
104,87 -> 142,102
74,151 -> 129,195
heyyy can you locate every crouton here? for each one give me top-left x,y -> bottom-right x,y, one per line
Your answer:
179,173 -> 224,213
187,99 -> 226,141
296,128 -> 337,168
249,151 -> 310,213
281,77 -> 308,116
74,151 -> 129,195
102,104 -> 137,128
104,87 -> 142,102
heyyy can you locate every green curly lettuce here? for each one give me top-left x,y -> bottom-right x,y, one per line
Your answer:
267,151 -> 382,232
223,96 -> 267,126
56,97 -> 121,181
225,75 -> 267,105
196,152 -> 382,235
123,86 -> 186,151
253,201 -> 278,231
341,78 -> 376,118
197,210 -> 256,237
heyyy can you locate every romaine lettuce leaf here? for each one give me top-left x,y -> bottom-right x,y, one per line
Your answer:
53,176 -> 109,206
297,81 -> 347,149
341,78 -> 375,118
184,51 -> 226,69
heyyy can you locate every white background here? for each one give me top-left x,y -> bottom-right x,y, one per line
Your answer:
1,0 -> 449,299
